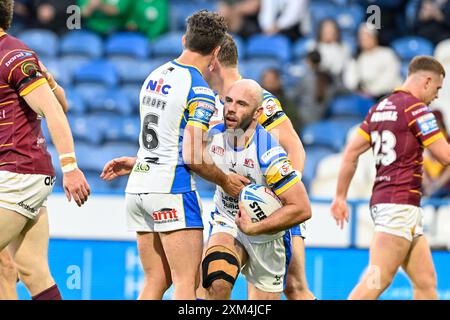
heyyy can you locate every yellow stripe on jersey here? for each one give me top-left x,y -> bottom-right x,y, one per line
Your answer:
404,102 -> 424,113
264,114 -> 288,131
274,175 -> 300,196
409,189 -> 422,195
265,158 -> 292,186
0,100 -> 14,106
357,128 -> 370,142
19,78 -> 47,97
186,120 -> 208,131
263,156 -> 288,176
423,132 -> 444,147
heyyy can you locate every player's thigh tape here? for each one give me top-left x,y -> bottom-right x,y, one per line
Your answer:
202,245 -> 240,289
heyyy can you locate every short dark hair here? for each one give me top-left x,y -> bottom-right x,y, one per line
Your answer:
217,34 -> 238,67
408,56 -> 446,77
185,10 -> 228,56
316,18 -> 341,43
0,0 -> 14,31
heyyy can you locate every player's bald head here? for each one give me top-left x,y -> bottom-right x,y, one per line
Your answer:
228,79 -> 263,110
0,0 -> 13,31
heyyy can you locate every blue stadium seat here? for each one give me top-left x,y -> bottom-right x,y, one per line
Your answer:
109,57 -> 160,84
73,60 -> 119,87
169,2 -> 217,31
73,84 -> 107,105
246,34 -> 292,63
88,89 -> 133,115
302,146 -> 335,190
391,36 -> 434,62
121,117 -> 140,143
152,31 -> 184,59
293,37 -> 316,60
302,119 -> 356,152
329,94 -> 375,118
58,56 -> 90,80
231,34 -> 246,60
105,32 -> 151,59
93,114 -> 123,143
122,84 -> 142,111
60,30 -> 103,58
335,5 -> 365,34
239,59 -> 279,82
18,29 -> 59,58
69,115 -> 103,145
65,87 -> 87,114
309,2 -> 340,34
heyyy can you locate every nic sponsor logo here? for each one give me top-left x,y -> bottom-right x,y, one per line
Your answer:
146,78 -> 171,95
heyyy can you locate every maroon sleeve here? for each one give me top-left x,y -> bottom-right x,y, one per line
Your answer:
357,107 -> 372,142
404,102 -> 444,147
1,49 -> 47,96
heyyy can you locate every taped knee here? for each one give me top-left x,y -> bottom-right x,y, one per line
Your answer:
202,245 -> 240,289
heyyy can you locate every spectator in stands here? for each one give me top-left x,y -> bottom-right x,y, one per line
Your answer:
125,0 -> 168,40
258,0 -> 311,41
315,18 -> 351,77
34,0 -> 75,34
416,0 -> 450,45
217,0 -> 261,39
423,110 -> 450,198
293,50 -> 335,131
10,0 -> 34,34
343,23 -> 402,100
78,0 -> 132,35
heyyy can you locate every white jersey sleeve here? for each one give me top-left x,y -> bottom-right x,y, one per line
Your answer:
126,60 -> 215,194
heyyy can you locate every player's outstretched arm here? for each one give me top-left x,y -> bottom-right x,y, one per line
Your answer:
331,133 -> 371,229
236,180 -> 312,236
100,156 -> 137,181
23,83 -> 90,207
183,124 -> 250,197
427,137 -> 450,166
269,118 -> 306,173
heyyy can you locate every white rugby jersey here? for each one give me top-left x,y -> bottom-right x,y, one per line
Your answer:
209,89 -> 288,130
126,60 -> 215,194
207,123 -> 300,242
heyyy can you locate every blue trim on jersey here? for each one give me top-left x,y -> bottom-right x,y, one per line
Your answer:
208,123 -> 226,137
255,124 -> 288,172
283,231 -> 292,290
171,165 -> 192,193
290,224 -> 304,237
182,191 -> 203,228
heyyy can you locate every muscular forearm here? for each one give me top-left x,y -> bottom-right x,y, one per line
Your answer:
336,152 -> 358,199
252,203 -> 311,235
52,85 -> 68,113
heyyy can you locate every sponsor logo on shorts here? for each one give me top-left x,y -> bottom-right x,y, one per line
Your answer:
17,201 -> 37,214
273,275 -> 282,286
153,208 -> 179,223
44,176 -> 56,186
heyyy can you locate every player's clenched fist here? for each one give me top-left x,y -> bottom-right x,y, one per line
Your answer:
330,197 -> 349,230
63,168 -> 91,207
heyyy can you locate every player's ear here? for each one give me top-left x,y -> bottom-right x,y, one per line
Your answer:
182,34 -> 186,48
254,106 -> 263,120
212,46 -> 221,59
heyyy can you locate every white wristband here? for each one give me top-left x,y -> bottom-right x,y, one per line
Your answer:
59,152 -> 76,161
62,162 -> 78,173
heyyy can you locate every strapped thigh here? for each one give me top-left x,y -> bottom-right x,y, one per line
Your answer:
202,245 -> 240,289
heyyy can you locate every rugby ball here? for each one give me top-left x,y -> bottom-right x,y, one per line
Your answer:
239,184 -> 282,223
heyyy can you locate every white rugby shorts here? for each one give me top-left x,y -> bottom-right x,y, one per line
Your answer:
370,203 -> 424,241
0,171 -> 54,219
